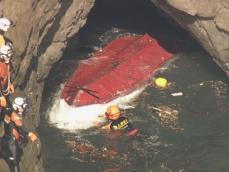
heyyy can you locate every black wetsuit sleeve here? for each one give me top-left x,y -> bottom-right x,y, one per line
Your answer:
127,121 -> 133,130
5,107 -> 13,116
0,107 -> 12,122
16,126 -> 29,138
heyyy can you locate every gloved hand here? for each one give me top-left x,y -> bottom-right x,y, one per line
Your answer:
4,115 -> 11,123
28,132 -> 38,142
100,123 -> 111,130
0,96 -> 7,107
9,83 -> 14,93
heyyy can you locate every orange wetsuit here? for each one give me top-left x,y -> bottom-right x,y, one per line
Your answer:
0,61 -> 9,96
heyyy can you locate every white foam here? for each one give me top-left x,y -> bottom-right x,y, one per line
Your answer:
48,87 -> 146,132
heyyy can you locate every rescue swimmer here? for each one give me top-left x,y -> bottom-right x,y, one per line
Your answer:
100,105 -> 139,137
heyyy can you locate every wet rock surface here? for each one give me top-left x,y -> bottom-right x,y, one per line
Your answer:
151,0 -> 229,76
0,159 -> 10,172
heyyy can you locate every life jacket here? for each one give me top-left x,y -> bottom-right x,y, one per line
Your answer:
0,34 -> 5,48
110,116 -> 133,131
0,34 -> 13,96
0,62 -> 10,95
4,111 -> 23,141
110,116 -> 139,137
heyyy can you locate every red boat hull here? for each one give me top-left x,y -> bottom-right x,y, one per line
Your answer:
61,34 -> 172,107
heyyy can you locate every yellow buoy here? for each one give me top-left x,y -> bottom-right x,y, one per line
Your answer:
154,77 -> 168,88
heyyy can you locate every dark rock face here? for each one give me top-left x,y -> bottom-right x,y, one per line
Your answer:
0,0 -> 95,171
151,0 -> 229,76
0,159 -> 10,172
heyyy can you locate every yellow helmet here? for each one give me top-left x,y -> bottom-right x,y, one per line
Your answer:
154,77 -> 168,88
106,105 -> 121,120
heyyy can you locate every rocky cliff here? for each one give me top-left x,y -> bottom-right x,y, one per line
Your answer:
0,0 -> 95,171
151,0 -> 229,76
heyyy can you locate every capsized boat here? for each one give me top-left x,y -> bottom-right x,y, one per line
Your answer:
61,34 -> 173,107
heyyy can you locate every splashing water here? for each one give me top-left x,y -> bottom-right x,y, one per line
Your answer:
48,86 -> 146,131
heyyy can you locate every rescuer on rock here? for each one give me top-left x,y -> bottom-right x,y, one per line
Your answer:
0,17 -> 12,46
0,41 -> 14,99
0,17 -> 14,154
0,17 -> 14,101
3,97 -> 38,172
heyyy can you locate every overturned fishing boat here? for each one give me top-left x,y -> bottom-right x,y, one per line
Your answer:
61,34 -> 173,107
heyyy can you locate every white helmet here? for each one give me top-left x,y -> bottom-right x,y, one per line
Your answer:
0,42 -> 14,63
13,97 -> 28,114
0,18 -> 11,32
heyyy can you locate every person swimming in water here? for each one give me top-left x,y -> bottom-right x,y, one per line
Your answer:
100,105 -> 139,137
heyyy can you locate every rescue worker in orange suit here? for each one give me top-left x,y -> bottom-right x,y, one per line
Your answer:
0,17 -> 14,108
0,17 -> 14,155
101,105 -> 139,137
0,17 -> 12,49
3,97 -> 38,172
0,42 -> 14,107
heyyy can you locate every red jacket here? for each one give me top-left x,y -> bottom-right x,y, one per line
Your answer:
0,62 -> 9,91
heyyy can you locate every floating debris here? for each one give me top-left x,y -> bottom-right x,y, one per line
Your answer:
150,105 -> 184,132
190,80 -> 229,112
171,92 -> 183,96
102,167 -> 122,172
65,136 -> 131,166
